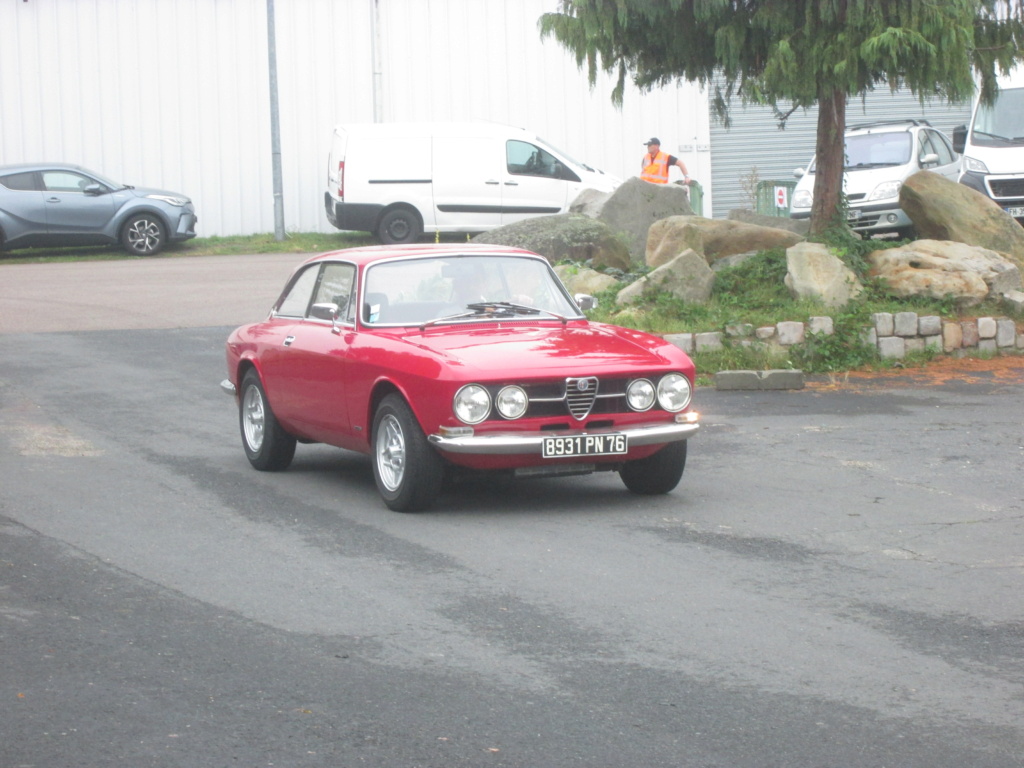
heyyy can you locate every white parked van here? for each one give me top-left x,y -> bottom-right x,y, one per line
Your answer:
323,122 -> 619,243
952,68 -> 1024,222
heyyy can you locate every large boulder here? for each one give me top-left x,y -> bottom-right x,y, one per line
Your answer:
867,239 -> 1023,306
646,215 -> 805,267
616,248 -> 715,305
472,213 -> 631,270
571,177 -> 694,265
784,242 -> 863,309
553,264 -> 620,297
900,171 -> 1024,269
728,208 -> 811,236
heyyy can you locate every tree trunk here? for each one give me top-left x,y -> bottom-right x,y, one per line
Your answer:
809,87 -> 847,236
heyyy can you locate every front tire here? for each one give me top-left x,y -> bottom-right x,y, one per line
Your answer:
122,213 -> 167,256
239,369 -> 296,471
619,441 -> 687,495
377,208 -> 422,244
371,394 -> 443,512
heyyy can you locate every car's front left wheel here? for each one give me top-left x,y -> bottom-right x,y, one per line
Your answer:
122,213 -> 166,256
371,394 -> 444,512
239,369 -> 296,471
619,440 -> 687,495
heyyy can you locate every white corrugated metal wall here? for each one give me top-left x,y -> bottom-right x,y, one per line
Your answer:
2,0 -> 711,238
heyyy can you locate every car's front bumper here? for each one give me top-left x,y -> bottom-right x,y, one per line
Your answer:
428,414 -> 700,455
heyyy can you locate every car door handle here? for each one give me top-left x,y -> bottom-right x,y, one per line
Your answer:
485,179 -> 500,185
504,181 -> 519,186
46,197 -> 62,203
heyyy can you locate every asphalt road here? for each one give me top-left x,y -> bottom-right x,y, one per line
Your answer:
1,255 -> 1023,767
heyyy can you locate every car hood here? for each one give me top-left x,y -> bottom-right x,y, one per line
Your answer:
396,322 -> 687,376
122,185 -> 192,201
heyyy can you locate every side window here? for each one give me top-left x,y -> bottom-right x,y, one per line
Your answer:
917,131 -> 937,166
929,130 -> 955,165
311,262 -> 356,322
276,265 -> 321,318
0,172 -> 39,191
41,171 -> 94,193
506,140 -> 560,179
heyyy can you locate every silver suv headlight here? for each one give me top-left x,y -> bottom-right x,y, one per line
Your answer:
146,194 -> 190,206
867,181 -> 901,201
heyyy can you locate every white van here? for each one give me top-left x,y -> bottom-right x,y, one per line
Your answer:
952,67 -> 1024,222
323,122 -> 619,243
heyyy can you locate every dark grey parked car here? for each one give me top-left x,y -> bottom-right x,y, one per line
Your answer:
0,163 -> 197,256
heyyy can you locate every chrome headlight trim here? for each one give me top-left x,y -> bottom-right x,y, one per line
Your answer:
495,385 -> 528,420
657,373 -> 692,413
626,378 -> 656,411
454,384 -> 491,424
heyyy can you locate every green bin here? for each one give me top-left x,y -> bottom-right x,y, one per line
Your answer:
755,180 -> 797,217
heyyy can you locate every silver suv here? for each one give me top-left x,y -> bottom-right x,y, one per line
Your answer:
0,163 -> 197,256
789,120 -> 960,237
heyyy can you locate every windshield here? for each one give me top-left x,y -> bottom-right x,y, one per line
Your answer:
972,87 -> 1024,145
804,130 -> 912,173
362,254 -> 582,326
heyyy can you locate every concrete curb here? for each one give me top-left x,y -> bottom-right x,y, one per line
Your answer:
714,369 -> 806,391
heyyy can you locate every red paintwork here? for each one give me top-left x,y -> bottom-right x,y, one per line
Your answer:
225,244 -> 696,470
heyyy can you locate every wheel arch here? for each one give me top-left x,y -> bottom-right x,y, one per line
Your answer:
115,206 -> 173,240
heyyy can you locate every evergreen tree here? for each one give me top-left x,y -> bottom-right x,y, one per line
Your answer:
541,0 -> 1024,235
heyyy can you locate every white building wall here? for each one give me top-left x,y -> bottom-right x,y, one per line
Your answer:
2,0 -> 710,238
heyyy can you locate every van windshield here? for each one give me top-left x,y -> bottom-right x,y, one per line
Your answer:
972,87 -> 1024,145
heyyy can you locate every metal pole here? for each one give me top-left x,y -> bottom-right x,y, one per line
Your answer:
371,0 -> 383,122
267,0 -> 285,240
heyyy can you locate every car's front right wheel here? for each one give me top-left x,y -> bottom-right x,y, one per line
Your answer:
619,441 -> 687,495
371,394 -> 444,512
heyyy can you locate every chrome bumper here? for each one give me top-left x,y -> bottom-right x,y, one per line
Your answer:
428,418 -> 699,455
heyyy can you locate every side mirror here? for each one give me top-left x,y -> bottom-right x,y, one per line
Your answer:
794,168 -> 806,179
952,124 -> 967,154
919,153 -> 940,168
83,183 -> 104,196
574,293 -> 597,311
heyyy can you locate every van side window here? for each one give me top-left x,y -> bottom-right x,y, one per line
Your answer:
506,140 -> 561,179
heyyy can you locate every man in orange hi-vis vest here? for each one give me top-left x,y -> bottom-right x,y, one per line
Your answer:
641,137 -> 690,185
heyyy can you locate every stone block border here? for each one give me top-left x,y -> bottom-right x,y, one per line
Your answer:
664,312 -> 1024,361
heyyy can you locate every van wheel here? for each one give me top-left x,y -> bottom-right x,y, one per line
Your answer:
378,209 -> 422,244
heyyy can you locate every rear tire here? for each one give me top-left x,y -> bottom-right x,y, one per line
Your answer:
377,208 -> 422,244
371,394 -> 443,511
239,369 -> 296,471
619,441 -> 687,495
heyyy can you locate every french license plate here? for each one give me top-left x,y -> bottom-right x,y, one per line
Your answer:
542,433 -> 628,458
1004,206 -> 1024,217
846,209 -> 862,221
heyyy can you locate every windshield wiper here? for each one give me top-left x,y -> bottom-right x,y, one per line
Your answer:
420,301 -> 567,330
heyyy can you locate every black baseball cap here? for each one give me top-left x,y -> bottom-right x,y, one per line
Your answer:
644,137 -> 661,145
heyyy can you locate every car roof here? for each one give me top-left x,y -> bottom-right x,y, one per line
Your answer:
845,120 -> 933,136
302,243 -> 545,268
0,162 -> 93,174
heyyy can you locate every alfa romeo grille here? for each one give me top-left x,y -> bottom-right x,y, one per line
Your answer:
565,376 -> 599,420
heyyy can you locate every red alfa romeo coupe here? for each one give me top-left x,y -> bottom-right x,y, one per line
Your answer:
221,244 -> 699,511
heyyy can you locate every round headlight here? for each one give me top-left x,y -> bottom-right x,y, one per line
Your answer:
626,378 -> 656,411
454,384 -> 491,424
657,373 -> 692,412
495,385 -> 528,419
